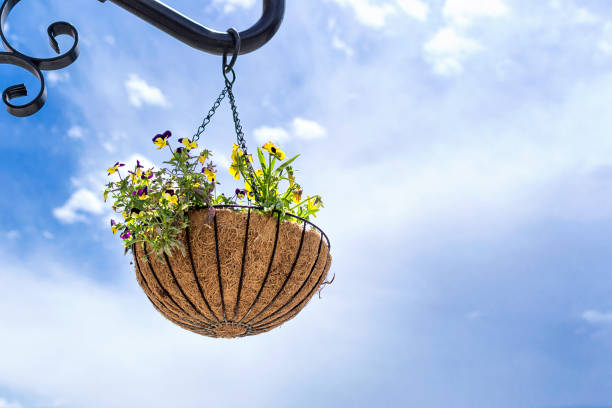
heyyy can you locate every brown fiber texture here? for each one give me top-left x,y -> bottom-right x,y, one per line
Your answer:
133,208 -> 332,338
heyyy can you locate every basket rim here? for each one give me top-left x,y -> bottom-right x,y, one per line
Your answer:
194,204 -> 331,249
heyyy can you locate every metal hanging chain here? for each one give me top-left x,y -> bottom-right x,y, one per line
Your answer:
192,88 -> 227,143
192,28 -> 260,202
222,29 -> 261,202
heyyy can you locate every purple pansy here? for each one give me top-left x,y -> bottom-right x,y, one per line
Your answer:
120,229 -> 131,240
152,130 -> 171,143
137,187 -> 148,197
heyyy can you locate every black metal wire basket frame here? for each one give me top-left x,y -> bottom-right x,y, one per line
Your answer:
133,204 -> 331,337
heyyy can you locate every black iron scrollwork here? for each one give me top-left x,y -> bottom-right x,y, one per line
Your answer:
0,0 -> 285,118
0,0 -> 78,117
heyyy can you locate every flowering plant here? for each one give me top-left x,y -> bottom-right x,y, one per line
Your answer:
228,141 -> 323,220
104,131 -> 323,257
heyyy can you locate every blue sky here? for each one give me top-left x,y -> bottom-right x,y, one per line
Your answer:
2,0 -> 612,407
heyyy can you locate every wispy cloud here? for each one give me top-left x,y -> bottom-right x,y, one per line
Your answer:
253,126 -> 290,144
0,398 -> 22,408
292,118 -> 327,141
212,0 -> 255,13
330,0 -> 397,28
53,189 -> 105,224
582,310 -> 612,325
125,74 -> 169,108
396,0 -> 429,22
67,126 -> 84,140
423,27 -> 483,76
442,0 -> 509,27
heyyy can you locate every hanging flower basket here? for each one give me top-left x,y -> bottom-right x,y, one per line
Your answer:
133,205 -> 332,338
105,50 -> 333,338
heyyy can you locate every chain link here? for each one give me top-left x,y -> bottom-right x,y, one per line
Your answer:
192,66 -> 261,202
192,88 -> 227,143
225,69 -> 261,202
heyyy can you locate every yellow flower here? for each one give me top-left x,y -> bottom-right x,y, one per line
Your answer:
107,162 -> 124,175
231,143 -> 242,163
164,194 -> 178,205
179,138 -> 198,150
262,141 -> 287,160
307,196 -> 323,212
244,180 -> 255,200
103,190 -> 109,202
122,211 -> 128,220
204,169 -> 216,182
229,164 -> 241,180
152,131 -> 171,149
229,144 -> 253,180
198,151 -> 209,165
292,189 -> 303,204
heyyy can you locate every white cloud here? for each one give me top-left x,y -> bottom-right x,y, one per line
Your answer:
582,310 -> 612,325
125,74 -> 169,108
599,23 -> 612,55
6,230 -> 19,240
53,189 -> 105,224
0,398 -> 22,408
465,311 -> 483,320
332,35 -> 355,56
253,126 -> 290,144
331,0 -> 396,28
47,72 -> 70,85
103,35 -> 115,45
213,0 -> 255,13
67,126 -> 84,140
442,0 -> 509,27
423,27 -> 483,76
292,118 -> 327,140
212,150 -> 231,171
396,0 -> 429,21
574,8 -> 598,24
42,231 -> 55,240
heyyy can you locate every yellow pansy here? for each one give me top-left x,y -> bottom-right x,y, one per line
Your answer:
198,151 -> 209,165
307,196 -> 323,212
107,162 -> 124,175
203,169 -> 216,182
292,189 -> 303,204
229,163 -> 241,180
244,180 -> 255,200
152,131 -> 171,149
179,138 -> 198,150
262,141 -> 287,160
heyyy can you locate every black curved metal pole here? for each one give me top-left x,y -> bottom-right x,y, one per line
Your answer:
99,0 -> 285,55
0,0 -> 285,117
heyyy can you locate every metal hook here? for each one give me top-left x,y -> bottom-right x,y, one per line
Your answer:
223,28 -> 241,74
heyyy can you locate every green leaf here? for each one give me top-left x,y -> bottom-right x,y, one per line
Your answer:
257,147 -> 267,172
276,155 -> 299,175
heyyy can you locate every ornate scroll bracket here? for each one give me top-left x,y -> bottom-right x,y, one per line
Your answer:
0,0 -> 79,117
0,0 -> 285,117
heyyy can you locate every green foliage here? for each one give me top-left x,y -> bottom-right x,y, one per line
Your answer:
231,141 -> 324,220
104,132 -> 217,257
104,133 -> 322,257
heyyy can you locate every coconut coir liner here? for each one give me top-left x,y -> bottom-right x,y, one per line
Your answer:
133,208 -> 332,338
